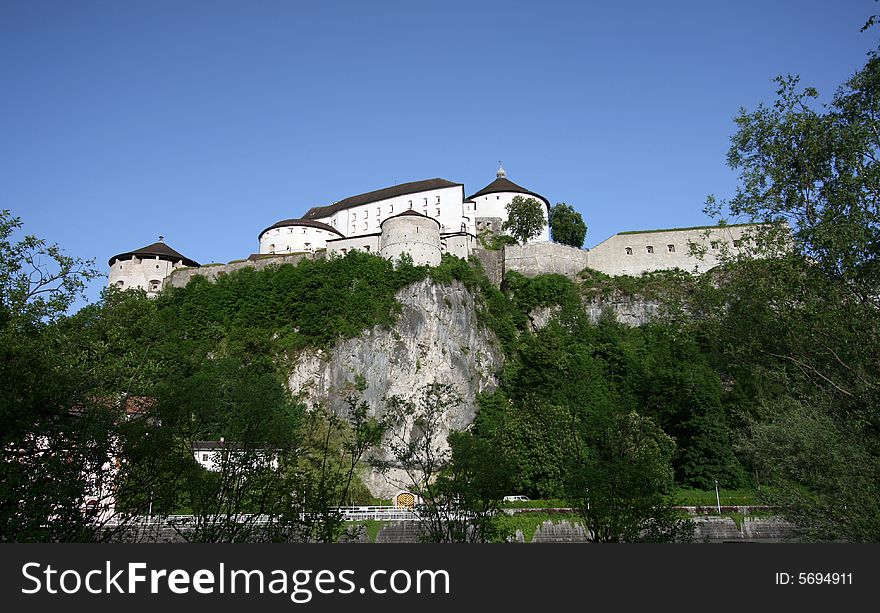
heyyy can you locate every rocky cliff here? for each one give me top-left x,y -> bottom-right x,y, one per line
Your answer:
286,279 -> 503,497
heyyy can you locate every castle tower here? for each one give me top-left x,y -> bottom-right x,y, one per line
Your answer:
467,165 -> 551,242
379,210 -> 441,266
108,237 -> 199,296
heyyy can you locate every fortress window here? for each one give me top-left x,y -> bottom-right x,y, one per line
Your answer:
711,241 -> 719,250
303,228 -> 307,234
363,222 -> 367,231
625,247 -> 633,255
733,239 -> 742,248
390,204 -> 394,212
352,213 -> 356,220
408,200 -> 412,208
646,245 -> 654,254
376,208 -> 380,217
436,208 -> 440,216
149,279 -> 161,292
423,198 -> 428,206
667,244 -> 675,253
115,280 -> 124,288
436,196 -> 441,203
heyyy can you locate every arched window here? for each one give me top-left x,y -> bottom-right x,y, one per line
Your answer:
625,247 -> 633,255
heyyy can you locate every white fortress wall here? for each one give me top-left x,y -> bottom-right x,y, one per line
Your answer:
326,234 -> 381,258
472,191 -> 550,242
441,233 -> 477,260
379,215 -> 441,267
586,225 -> 754,276
109,255 -> 180,295
322,184 -> 466,239
259,225 -> 337,254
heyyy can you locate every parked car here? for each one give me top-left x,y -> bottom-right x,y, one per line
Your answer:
502,495 -> 530,502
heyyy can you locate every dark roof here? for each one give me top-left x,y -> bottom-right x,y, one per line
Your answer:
258,218 -> 345,239
466,177 -> 550,209
303,178 -> 463,219
380,209 -> 441,228
109,241 -> 199,267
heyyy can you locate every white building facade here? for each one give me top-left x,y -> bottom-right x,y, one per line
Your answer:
108,238 -> 199,296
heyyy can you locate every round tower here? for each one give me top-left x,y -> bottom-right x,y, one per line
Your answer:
379,210 -> 441,266
466,165 -> 551,242
108,237 -> 199,296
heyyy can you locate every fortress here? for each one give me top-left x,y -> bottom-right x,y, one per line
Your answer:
108,165 -> 756,294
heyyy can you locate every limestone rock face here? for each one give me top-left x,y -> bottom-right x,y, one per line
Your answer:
286,279 -> 503,497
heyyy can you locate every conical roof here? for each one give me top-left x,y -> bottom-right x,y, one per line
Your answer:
466,176 -> 550,209
109,239 -> 199,267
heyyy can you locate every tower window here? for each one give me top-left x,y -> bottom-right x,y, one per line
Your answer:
625,247 -> 633,255
711,241 -> 719,250
733,240 -> 742,248
667,244 -> 675,252
148,279 -> 161,292
646,245 -> 654,254
436,196 -> 441,204
436,208 -> 440,217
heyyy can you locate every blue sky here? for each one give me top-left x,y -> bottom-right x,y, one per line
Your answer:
1,0 -> 877,309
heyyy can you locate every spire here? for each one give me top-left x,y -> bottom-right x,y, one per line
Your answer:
496,162 -> 506,179
158,235 -> 164,242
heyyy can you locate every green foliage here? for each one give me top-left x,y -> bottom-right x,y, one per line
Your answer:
699,50 -> 880,541
158,250 -> 427,353
502,196 -> 546,244
477,232 -> 518,251
564,410 -> 694,542
548,202 -> 587,247
494,512 -> 579,543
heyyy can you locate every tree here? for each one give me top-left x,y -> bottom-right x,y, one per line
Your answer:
378,383 -> 512,542
502,196 -> 546,244
548,203 -> 587,248
0,210 -> 111,542
564,410 -> 693,543
703,48 -> 880,540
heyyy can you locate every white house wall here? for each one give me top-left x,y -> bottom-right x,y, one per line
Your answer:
259,225 -> 337,254
474,191 -> 550,242
318,185 -> 468,239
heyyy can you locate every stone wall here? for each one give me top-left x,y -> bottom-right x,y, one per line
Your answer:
165,253 -> 319,289
470,248 -> 503,287
587,225 -> 754,277
102,516 -> 796,543
503,242 -> 590,280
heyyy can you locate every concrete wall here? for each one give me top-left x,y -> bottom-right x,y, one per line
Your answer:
587,225 -> 754,276
101,516 -> 796,543
504,242 -> 591,280
379,215 -> 441,267
258,225 -> 338,254
110,255 -> 184,296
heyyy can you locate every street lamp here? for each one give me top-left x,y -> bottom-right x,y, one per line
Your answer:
714,479 -> 721,515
